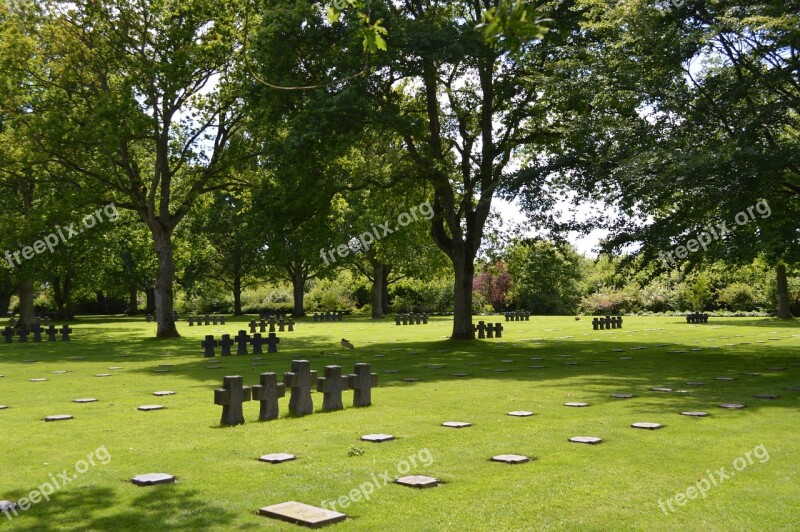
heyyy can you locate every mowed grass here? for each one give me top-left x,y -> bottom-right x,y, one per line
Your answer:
0,315 -> 798,531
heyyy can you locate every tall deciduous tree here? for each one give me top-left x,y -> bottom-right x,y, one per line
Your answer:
30,0 -> 248,336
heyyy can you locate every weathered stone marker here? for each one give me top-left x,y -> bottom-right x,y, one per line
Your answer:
250,333 -> 266,355
265,333 -> 280,353
214,375 -> 251,426
202,335 -> 217,357
348,363 -> 377,407
258,501 -> 346,528
396,476 -> 440,488
131,473 -> 175,486
218,334 -> 234,357
251,372 -> 285,421
317,365 -> 349,411
60,325 -> 72,341
235,330 -> 250,355
283,360 -> 317,416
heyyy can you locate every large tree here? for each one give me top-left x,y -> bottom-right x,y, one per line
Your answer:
27,0 -> 248,336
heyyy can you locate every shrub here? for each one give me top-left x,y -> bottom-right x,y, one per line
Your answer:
716,282 -> 762,311
579,288 -> 638,315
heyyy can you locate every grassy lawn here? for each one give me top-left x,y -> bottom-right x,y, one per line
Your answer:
1,315 -> 798,530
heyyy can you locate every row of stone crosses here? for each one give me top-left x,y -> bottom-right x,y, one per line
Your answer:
144,311 -> 180,322
202,332 -> 280,357
473,321 -> 504,339
686,313 -> 709,324
8,315 -> 52,328
3,324 -> 72,343
313,311 -> 344,322
592,316 -> 623,330
187,315 -> 226,326
214,361 -> 377,426
395,313 -> 428,325
504,311 -> 530,321
248,317 -> 295,333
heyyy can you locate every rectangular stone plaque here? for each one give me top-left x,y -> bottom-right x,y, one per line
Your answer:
258,501 -> 346,528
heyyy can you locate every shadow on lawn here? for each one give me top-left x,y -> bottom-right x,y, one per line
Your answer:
7,485 -> 235,530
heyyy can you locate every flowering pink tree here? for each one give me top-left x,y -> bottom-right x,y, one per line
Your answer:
473,262 -> 511,311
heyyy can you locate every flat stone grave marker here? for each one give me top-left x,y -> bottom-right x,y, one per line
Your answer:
30,378 -> 48,382
153,391 -> 175,397
131,473 -> 176,486
715,377 -> 735,381
108,367 -> 123,370
52,370 -> 68,374
686,381 -> 705,386
442,421 -> 471,428
73,398 -> 97,403
681,411 -> 709,417
491,454 -> 529,464
384,370 -> 399,374
719,403 -> 746,409
0,405 -> 8,409
650,387 -> 672,392
786,386 -> 800,391
45,415 -> 73,422
631,422 -> 663,430
611,393 -> 634,399
752,394 -> 780,399
138,405 -> 165,411
564,402 -> 589,407
258,501 -> 346,528
451,373 -> 469,377
259,453 -> 296,464
361,433 -> 394,443
402,378 -> 420,382
427,364 -> 444,369
95,373 -> 112,377
396,475 -> 440,488
529,357 -> 544,360
529,365 -> 547,369
741,372 -> 761,376
563,362 -> 579,366
569,436 -> 603,444
766,367 -> 786,371
152,369 -> 170,373
0,500 -> 18,513
507,411 -> 533,417
611,349 -> 623,352
619,357 -> 633,360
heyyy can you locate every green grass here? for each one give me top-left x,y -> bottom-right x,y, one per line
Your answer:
1,315 -> 798,530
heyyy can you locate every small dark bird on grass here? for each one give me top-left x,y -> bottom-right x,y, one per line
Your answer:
341,338 -> 354,350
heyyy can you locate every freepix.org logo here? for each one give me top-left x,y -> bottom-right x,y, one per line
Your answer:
4,203 -> 120,269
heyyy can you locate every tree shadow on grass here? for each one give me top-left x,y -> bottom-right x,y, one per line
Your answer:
7,484 -> 236,531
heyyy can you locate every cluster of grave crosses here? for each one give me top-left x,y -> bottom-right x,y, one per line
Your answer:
186,315 -> 226,326
3,321 -> 72,343
591,316 -> 624,330
248,317 -> 295,333
394,313 -> 428,325
144,311 -> 179,322
686,313 -> 710,324
473,321 -> 504,339
313,311 -> 344,322
202,331 -> 281,357
214,360 -> 377,425
504,311 -> 530,321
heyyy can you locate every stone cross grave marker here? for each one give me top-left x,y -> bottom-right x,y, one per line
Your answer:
265,333 -> 280,353
204,314 -> 210,325
251,372 -> 286,421
287,318 -> 294,332
32,324 -> 43,342
486,323 -> 496,339
348,363 -> 377,407
18,327 -> 29,342
248,320 -> 258,334
212,316 -> 219,325
214,375 -> 251,426
188,316 -> 195,326
259,320 -> 267,333
2,327 -> 12,343
60,325 -> 72,341
395,315 -> 402,326
494,323 -> 503,338
202,335 -> 217,357
47,324 -> 57,341
269,317 -> 276,332
235,330 -> 250,355
283,360 -> 317,416
250,334 -> 266,355
475,321 -> 486,339
278,318 -> 285,332
219,334 -> 233,356
317,365 -> 349,411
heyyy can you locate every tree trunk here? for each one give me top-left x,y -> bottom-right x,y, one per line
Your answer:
145,285 -> 155,314
451,250 -> 475,339
0,293 -> 9,317
17,279 -> 35,328
233,271 -> 242,315
128,285 -> 139,315
52,276 -> 73,320
153,229 -> 179,337
776,263 -> 794,319
292,270 -> 306,317
371,262 -> 385,318
382,267 -> 390,313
